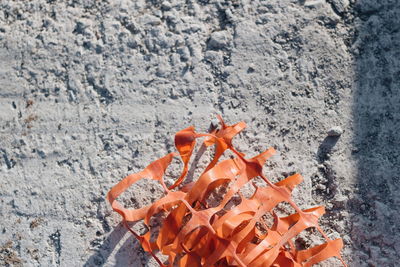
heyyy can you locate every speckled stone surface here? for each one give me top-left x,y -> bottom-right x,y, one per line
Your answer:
1,0 -> 399,266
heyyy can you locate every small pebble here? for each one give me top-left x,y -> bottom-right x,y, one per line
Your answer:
142,14 -> 161,26
161,1 -> 172,11
327,126 -> 343,137
210,118 -> 220,129
208,31 -> 229,50
156,66 -> 168,77
247,63 -> 256,73
330,0 -> 349,13
230,99 -> 240,108
304,0 -> 325,7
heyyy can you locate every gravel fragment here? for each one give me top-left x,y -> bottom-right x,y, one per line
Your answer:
330,0 -> 350,13
327,126 -> 343,137
208,31 -> 230,50
161,1 -> 172,11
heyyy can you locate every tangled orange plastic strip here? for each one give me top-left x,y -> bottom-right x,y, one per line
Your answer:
107,116 -> 347,267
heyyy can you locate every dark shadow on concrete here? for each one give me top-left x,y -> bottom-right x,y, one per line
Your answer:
185,142 -> 208,184
83,222 -> 128,266
317,136 -> 340,163
113,235 -> 150,267
83,222 -> 150,266
350,0 -> 400,265
185,122 -> 218,184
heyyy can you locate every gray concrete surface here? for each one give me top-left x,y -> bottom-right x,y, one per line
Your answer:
0,0 -> 398,266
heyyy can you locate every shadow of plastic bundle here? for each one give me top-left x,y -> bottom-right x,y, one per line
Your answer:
107,117 -> 346,267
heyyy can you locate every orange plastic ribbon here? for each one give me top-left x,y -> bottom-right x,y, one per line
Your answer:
107,116 -> 346,266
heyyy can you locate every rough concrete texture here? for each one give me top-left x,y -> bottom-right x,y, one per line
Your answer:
0,0 -> 399,266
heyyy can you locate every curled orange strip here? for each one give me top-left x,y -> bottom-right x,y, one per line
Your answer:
107,117 -> 347,267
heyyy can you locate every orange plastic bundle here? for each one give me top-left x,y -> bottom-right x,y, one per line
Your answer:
107,116 -> 346,266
